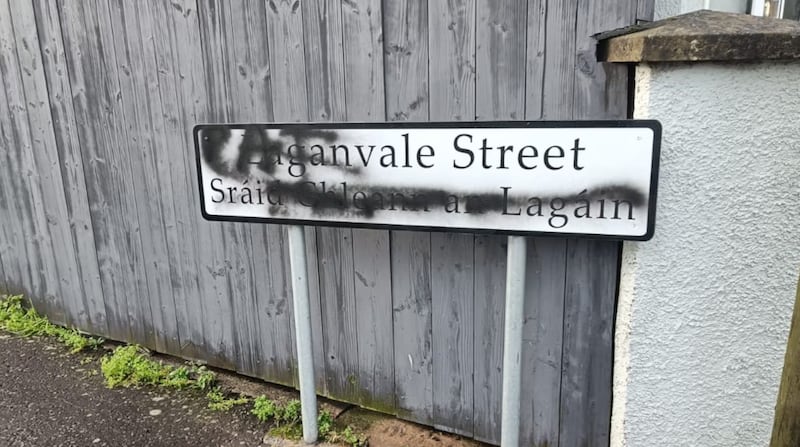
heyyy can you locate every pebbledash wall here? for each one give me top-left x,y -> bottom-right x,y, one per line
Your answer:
601,12 -> 800,447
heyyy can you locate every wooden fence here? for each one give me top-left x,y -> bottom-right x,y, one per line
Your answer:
0,0 -> 651,444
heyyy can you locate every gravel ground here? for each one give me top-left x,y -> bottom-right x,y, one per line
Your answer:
0,334 -> 265,447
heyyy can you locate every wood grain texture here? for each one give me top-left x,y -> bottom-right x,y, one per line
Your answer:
195,0 -> 257,370
0,0 -> 63,322
560,239 -> 619,446
317,226 -> 360,401
9,0 -> 88,327
263,0 -> 310,387
473,0 -> 527,442
385,0 -> 432,424
107,0 -> 178,353
57,0 -> 149,342
31,0 -> 107,333
164,0 -> 216,363
541,0 -> 579,120
391,230 -> 433,424
472,235 -> 505,443
521,238 -> 567,447
431,233 -> 474,436
341,0 -> 393,411
429,0 -> 476,437
637,0 -> 655,22
301,0 -> 347,395
0,0 -> 27,297
573,0 -> 636,120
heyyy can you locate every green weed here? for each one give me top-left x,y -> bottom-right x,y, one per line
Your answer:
207,387 -> 249,411
0,295 -> 103,353
100,345 -> 218,392
251,396 -> 368,446
252,395 -> 280,422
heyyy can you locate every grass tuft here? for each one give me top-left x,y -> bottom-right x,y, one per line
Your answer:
252,396 -> 368,446
100,345 -> 217,391
0,295 -> 103,353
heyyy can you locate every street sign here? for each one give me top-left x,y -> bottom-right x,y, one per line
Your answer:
194,121 -> 660,240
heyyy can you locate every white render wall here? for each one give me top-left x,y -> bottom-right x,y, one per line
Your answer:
612,62 -> 800,446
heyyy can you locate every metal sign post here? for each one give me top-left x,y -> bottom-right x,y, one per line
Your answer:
287,225 -> 318,444
500,235 -> 527,446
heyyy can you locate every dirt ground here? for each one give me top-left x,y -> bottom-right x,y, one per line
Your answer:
0,333 -> 486,447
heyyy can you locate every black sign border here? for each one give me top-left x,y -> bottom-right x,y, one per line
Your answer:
193,120 -> 661,241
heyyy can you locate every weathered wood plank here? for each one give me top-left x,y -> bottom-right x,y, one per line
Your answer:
265,0 -> 314,387
472,235 -> 505,443
340,0 -> 393,410
317,226 -> 360,400
9,0 -> 90,327
560,239 -> 619,446
637,0 -> 655,22
1,0 -> 67,323
473,0 -> 527,442
98,0 -> 160,346
0,32 -> 26,297
144,0 -> 207,360
559,1 -> 633,445
429,0 -> 476,436
31,0 -> 107,333
351,229 -> 394,409
476,0 -> 527,121
525,0 -> 547,121
431,233 -> 474,436
573,0 -> 636,120
541,0 -> 579,120
163,0 -> 218,363
520,238 -> 566,447
384,0 -> 431,424
301,0 -> 347,395
183,0 -> 241,367
108,0 -> 183,353
391,230 -> 433,424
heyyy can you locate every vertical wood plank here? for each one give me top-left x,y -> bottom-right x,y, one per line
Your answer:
165,0 -> 217,363
560,1 -> 632,445
317,227 -> 359,400
520,239 -> 567,447
9,0 -> 90,327
390,230 -> 433,423
340,0 -> 394,410
189,0 -> 242,367
301,0 -> 347,395
431,233 -> 474,435
560,240 -> 619,446
0,0 -> 63,322
265,0 -> 312,387
521,0 -> 569,445
385,0 -> 432,424
573,0 -> 636,120
472,236 -> 505,443
145,0 -> 206,360
429,0 -> 476,436
108,0 -> 183,353
541,0 -> 579,120
525,0 -> 546,121
31,0 -> 107,333
57,0 -> 147,343
0,17 -> 27,297
473,0 -> 526,442
637,0 -> 655,21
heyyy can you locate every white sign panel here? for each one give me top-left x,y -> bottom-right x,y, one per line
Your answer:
194,121 -> 661,240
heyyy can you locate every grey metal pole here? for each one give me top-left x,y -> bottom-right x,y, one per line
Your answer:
500,235 -> 527,446
287,225 -> 318,444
